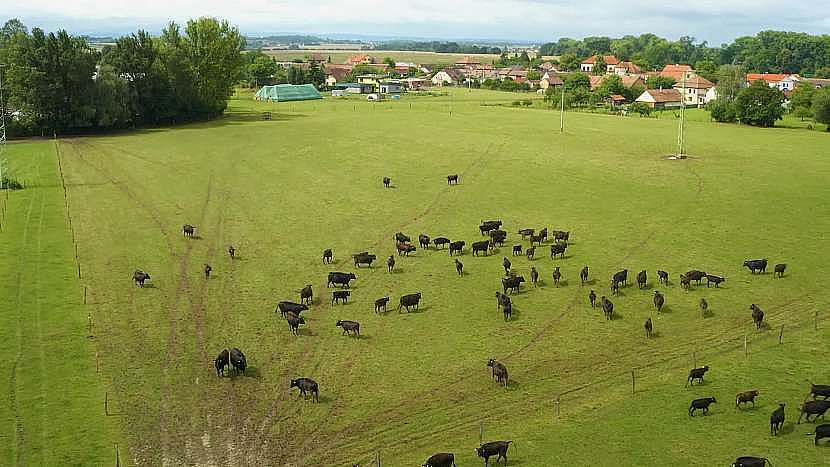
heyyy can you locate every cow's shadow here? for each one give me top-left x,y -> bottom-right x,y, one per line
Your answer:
138,283 -> 157,289
647,330 -> 662,339
658,305 -> 672,314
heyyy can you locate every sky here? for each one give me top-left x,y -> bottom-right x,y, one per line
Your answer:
2,0 -> 829,44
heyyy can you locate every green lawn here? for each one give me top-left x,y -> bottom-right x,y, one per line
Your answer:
3,88 -> 829,466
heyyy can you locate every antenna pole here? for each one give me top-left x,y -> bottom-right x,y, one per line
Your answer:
677,72 -> 686,158
559,84 -> 565,133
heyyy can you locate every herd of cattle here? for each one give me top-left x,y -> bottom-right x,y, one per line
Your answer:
127,217 -> 817,466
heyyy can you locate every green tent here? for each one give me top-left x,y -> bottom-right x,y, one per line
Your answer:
255,84 -> 322,102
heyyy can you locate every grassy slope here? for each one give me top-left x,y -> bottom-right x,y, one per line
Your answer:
0,141 -> 120,465
13,88 -> 830,466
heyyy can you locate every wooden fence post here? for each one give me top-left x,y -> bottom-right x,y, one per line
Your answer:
115,444 -> 120,467
631,369 -> 636,395
779,324 -> 784,344
744,335 -> 748,357
555,394 -> 561,418
105,392 -> 109,415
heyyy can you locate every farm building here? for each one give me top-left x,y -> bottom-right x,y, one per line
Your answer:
635,88 -> 683,109
332,83 -> 370,94
379,80 -> 402,94
254,84 -> 322,102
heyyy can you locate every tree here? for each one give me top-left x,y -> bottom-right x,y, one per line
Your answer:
246,55 -> 278,87
593,55 -> 606,75
346,64 -> 377,82
286,66 -> 306,84
558,53 -> 580,71
383,57 -> 395,69
629,102 -> 652,117
715,64 -> 745,103
733,80 -> 785,127
647,76 -> 675,89
706,99 -> 736,123
527,70 -> 541,80
789,85 -> 815,120
812,88 -> 830,130
306,62 -> 326,89
814,67 -> 830,79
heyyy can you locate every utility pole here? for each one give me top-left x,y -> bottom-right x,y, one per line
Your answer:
677,72 -> 687,158
559,84 -> 565,133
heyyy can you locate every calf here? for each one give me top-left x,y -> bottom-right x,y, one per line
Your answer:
182,224 -> 195,237
455,259 -> 464,276
387,255 -> 395,273
397,242 -> 416,256
580,266 -> 589,286
637,270 -> 647,289
434,237 -> 450,249
809,382 -> 830,400
374,297 -> 390,313
601,296 -> 613,320
475,441 -> 512,466
686,366 -> 710,387
472,240 -> 490,256
774,263 -> 786,278
503,257 -> 512,274
133,270 -> 151,287
798,400 -> 830,423
331,290 -> 351,305
657,269 -> 668,285
214,349 -> 229,377
743,259 -> 768,274
733,457 -> 772,467
353,253 -> 377,268
610,280 -> 620,296
322,249 -> 333,264
552,267 -> 562,287
290,377 -> 319,402
229,348 -> 246,375
447,174 -> 459,185
589,289 -> 597,308
689,397 -> 717,416
644,317 -> 653,338
277,301 -> 308,318
486,359 -> 509,387
550,243 -> 567,259
502,275 -> 525,294
512,245 -> 523,256
680,274 -> 691,290
653,290 -> 664,313
502,301 -> 512,322
228,245 -> 236,258
770,403 -> 785,436
812,423 -> 830,445
449,241 -> 465,256
300,285 -> 313,305
398,292 -> 422,312
383,176 -> 391,188
419,234 -> 430,249
203,264 -> 212,279
286,313 -> 306,335
706,274 -> 725,287
424,452 -> 456,467
750,304 -> 764,330
736,390 -> 759,408
394,232 -> 411,243
525,246 -> 535,260
336,320 -> 360,337
530,267 -> 539,287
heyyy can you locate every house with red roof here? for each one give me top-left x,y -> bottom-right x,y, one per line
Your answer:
745,73 -> 801,92
580,55 -> 620,74
659,64 -> 694,82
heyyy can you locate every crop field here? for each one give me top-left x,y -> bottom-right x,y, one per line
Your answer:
2,89 -> 829,466
262,49 -> 500,65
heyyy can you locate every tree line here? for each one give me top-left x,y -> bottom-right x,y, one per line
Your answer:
375,40 -> 502,55
0,18 -> 245,136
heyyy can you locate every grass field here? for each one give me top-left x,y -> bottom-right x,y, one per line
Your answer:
262,49 -> 500,65
3,88 -> 830,466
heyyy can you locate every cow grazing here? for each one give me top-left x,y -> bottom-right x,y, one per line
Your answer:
613,269 -> 628,286
706,274 -> 725,287
277,301 -> 308,318
182,224 -> 195,237
530,267 -> 539,287
133,270 -> 151,287
518,228 -> 534,239
455,259 -> 464,276
812,423 -> 830,445
601,296 -> 614,320
653,290 -> 664,313
525,246 -> 536,260
475,441 -> 512,466
686,366 -> 710,387
395,232 -> 411,244
214,349 -> 229,377
685,270 -> 707,285
552,267 -> 562,287
472,240 -> 490,256
386,255 -> 395,273
502,275 -> 525,294
489,229 -> 507,246
434,237 -> 450,249
383,176 -> 391,188
419,234 -> 430,249
657,270 -> 668,285
680,274 -> 691,290
610,280 -> 620,296
733,457 -> 772,467
300,285 -> 313,305
323,249 -> 333,264
502,301 -> 512,322
228,245 -> 236,258
286,313 -> 306,335
736,390 -> 760,408
580,266 -> 589,286
809,382 -> 830,400
798,400 -> 830,423
689,397 -> 717,416
502,257 -> 512,274
644,317 -> 653,338
774,263 -> 786,278
770,403 -> 785,435
424,452 -> 456,467
750,304 -> 764,330
495,292 -> 511,310
229,348 -> 246,375
327,272 -> 356,288
398,292 -> 422,312
637,270 -> 647,289
512,245 -> 522,256
353,253 -> 377,267
539,227 -> 548,242
374,297 -> 390,313
290,377 -> 319,402
447,174 -> 459,185
550,243 -> 567,259
331,290 -> 350,305
479,220 -> 502,236
397,242 -> 416,256
449,241 -> 465,256
336,320 -> 360,337
699,298 -> 709,316
589,290 -> 597,308
743,259 -> 768,274
529,234 -> 543,246
203,264 -> 212,279
553,230 -> 570,243
487,359 -> 509,387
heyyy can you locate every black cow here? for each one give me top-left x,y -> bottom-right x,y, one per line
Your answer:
383,176 -> 391,188
644,317 -> 653,338
502,275 -> 525,294
743,259 -> 768,274
387,255 -> 395,273
479,220 -> 501,235
290,377 -> 319,402
214,349 -> 229,377
770,403 -> 785,436
398,292 -> 422,312
512,245 -> 522,256
530,267 -> 539,287
336,320 -> 360,337
550,243 -> 567,259
552,267 -> 562,287
637,270 -> 647,289
736,390 -> 759,408
589,290 -> 597,308
447,174 -> 459,185
286,313 -> 306,335
419,234 -> 431,249
685,270 -> 707,284
395,232 -> 411,243
277,301 -> 308,318
204,263 -> 212,279
601,296 -> 613,320
538,228 -> 548,242
332,290 -> 350,305
323,249 -> 333,264
374,297 -> 390,313
353,253 -> 377,267
449,241 -> 466,256
133,270 -> 151,287
424,452 -> 456,467
228,245 -> 236,258
472,240 -> 491,256
774,263 -> 786,278
487,359 -> 509,387
495,292 -> 511,310
327,272 -> 356,288
300,285 -> 313,305
610,280 -> 620,296
613,269 -> 628,286
525,246 -> 536,260
699,297 -> 709,316
798,400 -> 830,423
489,229 -> 507,245
809,382 -> 830,400
229,348 -> 246,375
733,456 -> 772,467
182,224 -> 195,237
813,423 -> 830,445
529,234 -> 543,246
580,266 -> 589,286
657,270 -> 668,285
475,440 -> 512,466
686,366 -> 710,387
434,237 -> 450,249
689,397 -> 717,416
397,242 -> 416,256
455,259 -> 464,276
553,230 -> 570,243
680,274 -> 691,290
706,274 -> 725,287
653,290 -> 664,313
502,257 -> 512,274
518,228 -> 534,239
750,304 -> 764,329
502,301 -> 512,322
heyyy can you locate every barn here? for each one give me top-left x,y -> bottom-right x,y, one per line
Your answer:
255,84 -> 322,102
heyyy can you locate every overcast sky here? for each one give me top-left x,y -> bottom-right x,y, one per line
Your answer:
3,0 -> 829,44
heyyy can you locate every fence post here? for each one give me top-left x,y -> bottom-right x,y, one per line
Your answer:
631,369 -> 636,395
479,421 -> 484,444
375,451 -> 380,467
779,324 -> 784,344
115,444 -> 120,467
744,335 -> 748,357
105,392 -> 109,415
555,394 -> 561,418
83,286 -> 87,304
87,312 -> 93,337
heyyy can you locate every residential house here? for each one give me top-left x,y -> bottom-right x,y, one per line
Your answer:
324,65 -> 352,88
704,87 -> 718,104
659,64 -> 694,82
346,54 -> 375,65
379,80 -> 402,94
356,74 -> 388,92
635,88 -> 682,109
401,77 -> 429,91
613,61 -> 643,77
455,56 -> 481,69
580,55 -> 620,74
431,69 -> 465,86
745,73 -> 801,91
539,71 -> 563,90
673,74 -> 715,107
309,53 -> 325,64
394,62 -> 418,75
539,62 -> 559,72
588,74 -> 645,91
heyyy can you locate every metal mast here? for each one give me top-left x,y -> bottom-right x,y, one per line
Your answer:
677,72 -> 687,158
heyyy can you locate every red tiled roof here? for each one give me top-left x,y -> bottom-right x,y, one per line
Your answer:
660,64 -> 693,81
746,73 -> 788,83
641,88 -> 682,103
673,74 -> 714,89
582,55 -> 620,65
